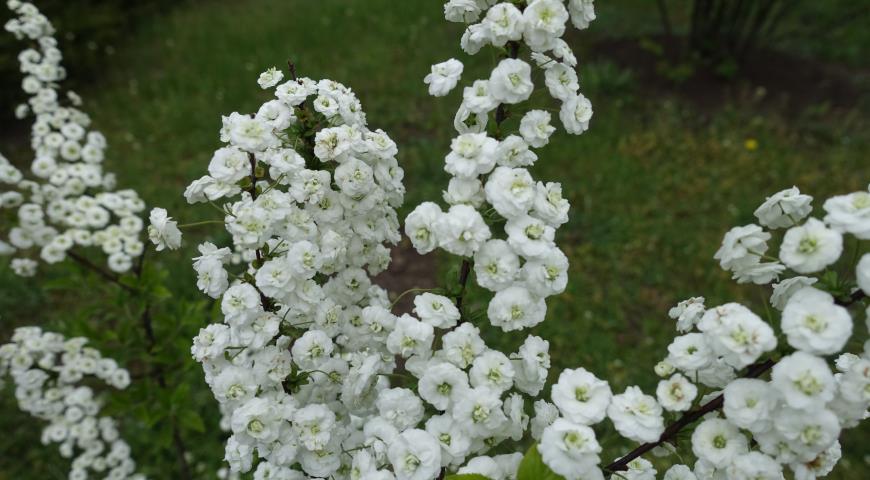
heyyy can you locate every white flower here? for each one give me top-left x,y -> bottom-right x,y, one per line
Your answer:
474,239 -> 520,291
519,110 -> 555,148
418,362 -> 469,410
387,315 -> 434,358
413,293 -> 461,329
293,404 -> 335,451
714,224 -> 770,271
722,378 -> 777,433
663,464 -> 696,480
469,350 -> 515,393
505,214 -> 555,258
441,323 -> 486,369
225,112 -> 280,152
531,181 -> 570,227
568,0 -> 596,30
522,246 -> 569,297
691,418 -> 748,468
654,361 -> 675,378
522,0 -> 569,51
488,58 -> 534,104
484,166 -> 535,218
457,455 -> 508,480
857,253 -> 870,295
193,242 -> 230,298
771,351 -> 835,410
774,407 -> 840,460
698,303 -> 776,369
726,452 -> 783,480
452,387 -> 507,436
545,63 -> 579,101
539,419 -> 602,480
770,276 -> 818,310
511,335 -> 550,396
666,333 -> 714,372
781,287 -> 852,355
444,176 -> 485,207
552,367 -> 612,425
496,135 -> 537,167
147,208 -> 182,251
208,146 -> 250,183
482,3 -> 525,46
559,93 -> 593,134
790,441 -> 840,480
779,218 -> 843,274
11,258 -> 37,277
257,67 -> 284,89
424,59 -> 464,97
377,388 -> 425,431
823,190 -> 870,239
231,397 -> 280,444
426,414 -> 471,465
291,330 -> 334,370
454,102 -> 489,134
444,0 -> 481,23
606,386 -> 665,443
462,80 -> 498,113
655,374 -> 697,412
435,204 -> 491,257
754,187 -> 813,229
221,283 -> 262,325
445,133 -> 498,178
405,202 -> 443,254
487,285 -> 546,331
668,297 -> 705,332
623,458 -> 656,480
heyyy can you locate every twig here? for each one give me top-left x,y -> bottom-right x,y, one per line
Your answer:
604,359 -> 775,473
454,259 -> 472,315
67,250 -> 137,294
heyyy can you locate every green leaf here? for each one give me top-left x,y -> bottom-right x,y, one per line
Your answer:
445,475 -> 493,480
517,444 -> 566,480
179,410 -> 206,433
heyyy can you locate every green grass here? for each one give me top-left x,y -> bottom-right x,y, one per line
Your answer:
1,0 -> 869,478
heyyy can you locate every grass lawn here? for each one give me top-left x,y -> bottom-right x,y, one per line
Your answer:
1,0 -> 868,478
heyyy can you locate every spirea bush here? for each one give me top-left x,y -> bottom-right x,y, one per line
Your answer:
2,1 -> 869,480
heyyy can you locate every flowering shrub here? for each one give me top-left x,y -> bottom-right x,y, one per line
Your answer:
2,1 -> 869,480
0,0 -> 146,277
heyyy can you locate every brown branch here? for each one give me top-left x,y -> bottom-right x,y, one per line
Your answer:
287,60 -> 298,81
604,358 -> 776,474
67,250 -> 137,294
836,289 -> 866,307
454,259 -> 473,315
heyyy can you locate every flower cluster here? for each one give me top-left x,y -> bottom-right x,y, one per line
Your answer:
0,0 -> 146,277
408,0 -> 597,335
0,326 -> 143,479
591,186 -> 869,480
174,68 -> 422,478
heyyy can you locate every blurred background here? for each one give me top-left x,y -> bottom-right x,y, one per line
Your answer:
1,0 -> 868,478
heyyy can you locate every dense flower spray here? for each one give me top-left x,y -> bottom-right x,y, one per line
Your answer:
163,65 -> 412,478
0,1 -> 147,276
0,327 -> 143,479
